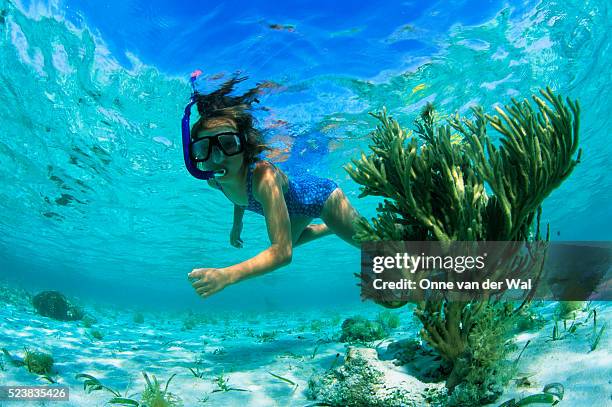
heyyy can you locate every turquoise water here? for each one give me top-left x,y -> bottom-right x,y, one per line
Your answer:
0,0 -> 610,314
0,1 -> 611,406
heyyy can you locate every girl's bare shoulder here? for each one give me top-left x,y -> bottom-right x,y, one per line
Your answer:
252,160 -> 288,189
254,160 -> 288,177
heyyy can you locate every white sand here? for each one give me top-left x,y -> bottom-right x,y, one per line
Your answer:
485,302 -> 611,407
0,298 -> 384,406
0,294 -> 609,406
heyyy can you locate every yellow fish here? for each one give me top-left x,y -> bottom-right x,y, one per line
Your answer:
412,83 -> 426,94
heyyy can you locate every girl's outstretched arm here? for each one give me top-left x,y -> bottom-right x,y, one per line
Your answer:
189,163 -> 292,297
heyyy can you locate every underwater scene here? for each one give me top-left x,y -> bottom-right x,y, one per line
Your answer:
0,0 -> 610,405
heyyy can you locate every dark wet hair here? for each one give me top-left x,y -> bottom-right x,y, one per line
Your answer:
190,75 -> 271,164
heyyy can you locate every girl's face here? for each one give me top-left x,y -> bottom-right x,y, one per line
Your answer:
194,119 -> 245,180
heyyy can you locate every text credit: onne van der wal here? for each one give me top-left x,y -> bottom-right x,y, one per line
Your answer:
368,252 -> 532,291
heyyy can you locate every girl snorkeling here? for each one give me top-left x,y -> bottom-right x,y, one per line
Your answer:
185,75 -> 362,298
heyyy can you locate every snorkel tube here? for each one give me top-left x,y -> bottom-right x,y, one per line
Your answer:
181,70 -> 216,180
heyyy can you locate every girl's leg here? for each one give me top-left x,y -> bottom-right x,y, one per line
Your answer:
290,215 -> 315,246
320,188 -> 361,248
294,223 -> 332,247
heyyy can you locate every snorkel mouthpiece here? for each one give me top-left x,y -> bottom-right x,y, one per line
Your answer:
213,169 -> 227,177
181,69 -> 215,180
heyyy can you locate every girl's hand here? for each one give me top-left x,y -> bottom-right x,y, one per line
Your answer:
188,268 -> 233,298
230,224 -> 243,248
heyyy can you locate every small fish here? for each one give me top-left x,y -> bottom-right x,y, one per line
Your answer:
258,80 -> 285,90
321,123 -> 340,133
330,27 -> 363,38
269,23 -> 295,32
412,83 -> 426,94
268,119 -> 289,128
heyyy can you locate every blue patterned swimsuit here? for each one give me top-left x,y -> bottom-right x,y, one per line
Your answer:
216,161 -> 338,218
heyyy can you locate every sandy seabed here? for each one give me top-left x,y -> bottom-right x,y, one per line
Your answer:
0,293 -> 610,406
